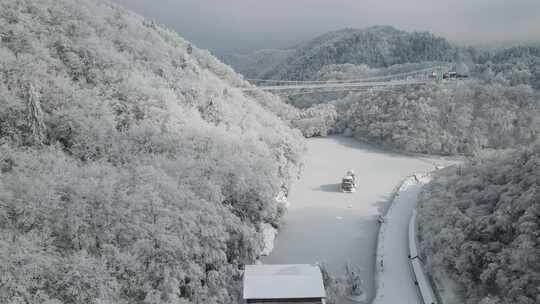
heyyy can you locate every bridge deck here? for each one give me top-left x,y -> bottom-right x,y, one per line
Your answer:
241,79 -> 428,92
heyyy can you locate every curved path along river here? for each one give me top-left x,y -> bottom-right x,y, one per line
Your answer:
263,136 -> 451,303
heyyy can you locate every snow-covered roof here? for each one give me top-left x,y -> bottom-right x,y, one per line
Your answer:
243,264 -> 326,300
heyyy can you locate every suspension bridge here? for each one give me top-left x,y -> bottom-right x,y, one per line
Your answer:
240,67 -> 453,96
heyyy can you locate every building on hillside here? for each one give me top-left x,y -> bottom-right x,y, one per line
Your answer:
243,264 -> 327,304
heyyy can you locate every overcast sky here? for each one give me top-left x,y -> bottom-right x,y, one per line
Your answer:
111,0 -> 540,54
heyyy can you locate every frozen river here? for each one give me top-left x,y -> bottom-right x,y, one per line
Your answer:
263,136 -> 449,302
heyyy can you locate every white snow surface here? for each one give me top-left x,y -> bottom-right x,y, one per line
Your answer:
263,136 -> 455,303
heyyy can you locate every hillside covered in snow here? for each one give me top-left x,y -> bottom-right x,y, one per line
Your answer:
227,26 -> 456,80
263,41 -> 540,156
0,0 -> 308,303
417,147 -> 540,304
331,79 -> 540,155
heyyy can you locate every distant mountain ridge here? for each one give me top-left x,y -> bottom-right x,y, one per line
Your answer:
224,26 -> 456,80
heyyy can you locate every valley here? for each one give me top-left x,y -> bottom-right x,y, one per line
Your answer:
1,1 -> 538,304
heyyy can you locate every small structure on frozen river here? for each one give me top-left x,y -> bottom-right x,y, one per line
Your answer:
243,264 -> 327,304
341,170 -> 357,193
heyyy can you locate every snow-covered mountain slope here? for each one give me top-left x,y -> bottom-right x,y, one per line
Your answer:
0,0 -> 305,303
227,26 -> 455,81
417,146 -> 540,304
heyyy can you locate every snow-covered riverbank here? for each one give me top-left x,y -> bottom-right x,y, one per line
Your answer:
262,136 -> 453,302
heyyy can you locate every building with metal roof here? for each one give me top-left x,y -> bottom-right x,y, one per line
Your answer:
243,264 -> 327,304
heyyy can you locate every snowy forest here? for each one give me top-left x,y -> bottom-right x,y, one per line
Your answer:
416,147 -> 540,304
225,26 -> 455,81
0,0 -> 312,303
332,79 -> 539,155
275,46 -> 540,155
284,68 -> 540,155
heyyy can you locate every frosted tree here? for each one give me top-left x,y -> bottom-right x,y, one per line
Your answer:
24,83 -> 46,145
318,263 -> 345,304
345,262 -> 365,300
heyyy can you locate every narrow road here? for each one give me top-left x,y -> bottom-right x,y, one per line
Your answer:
263,136 -> 448,302
373,177 -> 428,304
